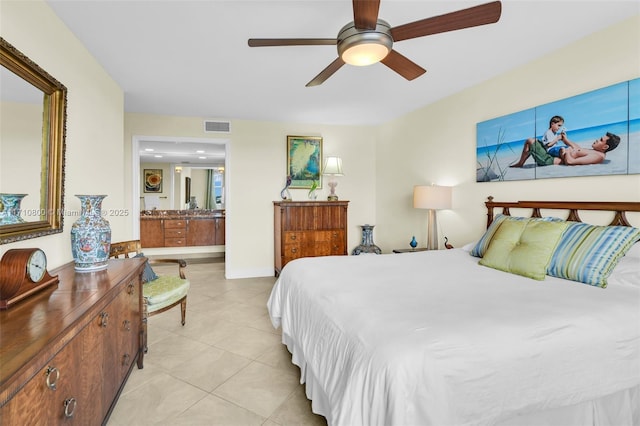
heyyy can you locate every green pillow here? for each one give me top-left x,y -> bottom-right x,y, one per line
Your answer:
470,214 -> 512,257
479,220 -> 569,280
470,214 -> 563,258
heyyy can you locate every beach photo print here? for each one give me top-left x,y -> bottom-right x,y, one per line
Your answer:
476,78 -> 639,182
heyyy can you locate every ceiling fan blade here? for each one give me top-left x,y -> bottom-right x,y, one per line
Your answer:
380,50 -> 426,81
248,38 -> 337,47
306,57 -> 346,87
352,0 -> 381,30
390,1 -> 502,42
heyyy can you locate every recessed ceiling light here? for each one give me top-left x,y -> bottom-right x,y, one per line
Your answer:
196,150 -> 205,154
144,148 -> 154,152
199,156 -> 207,159
154,155 -> 162,158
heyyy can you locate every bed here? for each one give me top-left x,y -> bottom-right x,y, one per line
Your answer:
267,198 -> 640,426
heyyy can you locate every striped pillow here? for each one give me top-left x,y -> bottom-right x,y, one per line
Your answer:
547,223 -> 640,288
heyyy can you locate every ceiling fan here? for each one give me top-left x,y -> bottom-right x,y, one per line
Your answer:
248,0 -> 502,87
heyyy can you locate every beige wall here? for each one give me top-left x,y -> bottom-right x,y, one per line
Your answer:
375,15 -> 640,252
0,0 -> 125,268
125,114 -> 377,278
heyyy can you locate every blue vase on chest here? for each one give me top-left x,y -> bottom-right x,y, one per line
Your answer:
410,236 -> 418,249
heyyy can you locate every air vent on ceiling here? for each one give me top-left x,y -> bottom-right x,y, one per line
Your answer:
204,120 -> 231,134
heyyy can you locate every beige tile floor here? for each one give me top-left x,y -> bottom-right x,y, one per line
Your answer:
108,259 -> 327,426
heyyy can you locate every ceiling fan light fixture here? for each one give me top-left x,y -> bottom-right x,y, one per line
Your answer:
337,20 -> 393,67
249,1 -> 503,86
341,42 -> 390,66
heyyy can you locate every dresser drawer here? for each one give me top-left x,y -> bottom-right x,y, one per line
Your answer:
164,228 -> 185,238
283,232 -> 308,244
315,230 -> 343,241
164,220 -> 186,229
283,243 -> 304,261
1,335 -> 83,423
164,237 -> 186,247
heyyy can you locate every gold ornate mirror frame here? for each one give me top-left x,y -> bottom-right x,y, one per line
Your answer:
0,37 -> 67,244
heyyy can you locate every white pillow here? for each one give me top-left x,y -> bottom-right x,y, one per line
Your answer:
461,241 -> 477,253
624,241 -> 640,259
607,254 -> 640,287
606,241 -> 639,287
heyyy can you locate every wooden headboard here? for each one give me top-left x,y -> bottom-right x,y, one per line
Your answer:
485,196 -> 640,228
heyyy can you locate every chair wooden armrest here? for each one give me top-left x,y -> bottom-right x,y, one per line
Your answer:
149,258 -> 187,279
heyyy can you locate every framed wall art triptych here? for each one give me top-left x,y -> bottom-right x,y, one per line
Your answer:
477,77 -> 639,182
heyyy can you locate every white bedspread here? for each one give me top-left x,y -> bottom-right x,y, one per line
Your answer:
267,249 -> 640,426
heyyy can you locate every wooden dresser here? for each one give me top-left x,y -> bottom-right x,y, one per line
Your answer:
273,201 -> 349,275
0,258 -> 145,425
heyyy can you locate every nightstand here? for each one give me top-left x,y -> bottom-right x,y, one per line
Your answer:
392,248 -> 429,253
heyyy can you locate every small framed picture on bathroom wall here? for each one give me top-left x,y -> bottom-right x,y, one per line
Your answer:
144,169 -> 163,193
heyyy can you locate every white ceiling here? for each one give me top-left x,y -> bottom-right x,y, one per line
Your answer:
138,139 -> 226,167
45,0 -> 638,127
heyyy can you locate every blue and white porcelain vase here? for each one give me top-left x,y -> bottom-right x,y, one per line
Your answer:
0,193 -> 27,225
71,195 -> 111,272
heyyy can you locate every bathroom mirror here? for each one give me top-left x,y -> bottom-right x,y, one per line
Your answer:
0,37 -> 67,244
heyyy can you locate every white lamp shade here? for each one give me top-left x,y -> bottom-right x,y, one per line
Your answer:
413,185 -> 452,210
323,157 -> 344,176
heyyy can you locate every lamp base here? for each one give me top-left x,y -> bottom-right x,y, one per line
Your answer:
327,195 -> 339,201
426,209 -> 438,250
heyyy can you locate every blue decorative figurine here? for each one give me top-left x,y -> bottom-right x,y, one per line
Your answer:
410,236 -> 418,249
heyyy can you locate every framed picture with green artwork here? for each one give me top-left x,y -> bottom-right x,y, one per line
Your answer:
287,135 -> 322,189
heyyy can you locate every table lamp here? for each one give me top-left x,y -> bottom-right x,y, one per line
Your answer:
413,185 -> 452,250
323,157 -> 344,201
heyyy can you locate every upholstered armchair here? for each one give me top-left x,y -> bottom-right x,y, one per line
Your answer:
109,240 -> 190,353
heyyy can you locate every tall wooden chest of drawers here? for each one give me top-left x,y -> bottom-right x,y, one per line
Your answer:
273,201 -> 349,275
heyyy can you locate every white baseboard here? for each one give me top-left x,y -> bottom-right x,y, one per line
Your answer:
225,267 -> 275,279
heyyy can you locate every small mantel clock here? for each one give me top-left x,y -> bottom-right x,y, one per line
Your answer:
0,248 -> 59,309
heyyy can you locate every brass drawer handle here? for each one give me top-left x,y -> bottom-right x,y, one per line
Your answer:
122,353 -> 131,366
100,312 -> 109,328
291,248 -> 297,253
123,319 -> 131,332
290,235 -> 297,240
63,397 -> 77,418
45,366 -> 60,390
127,283 -> 135,294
